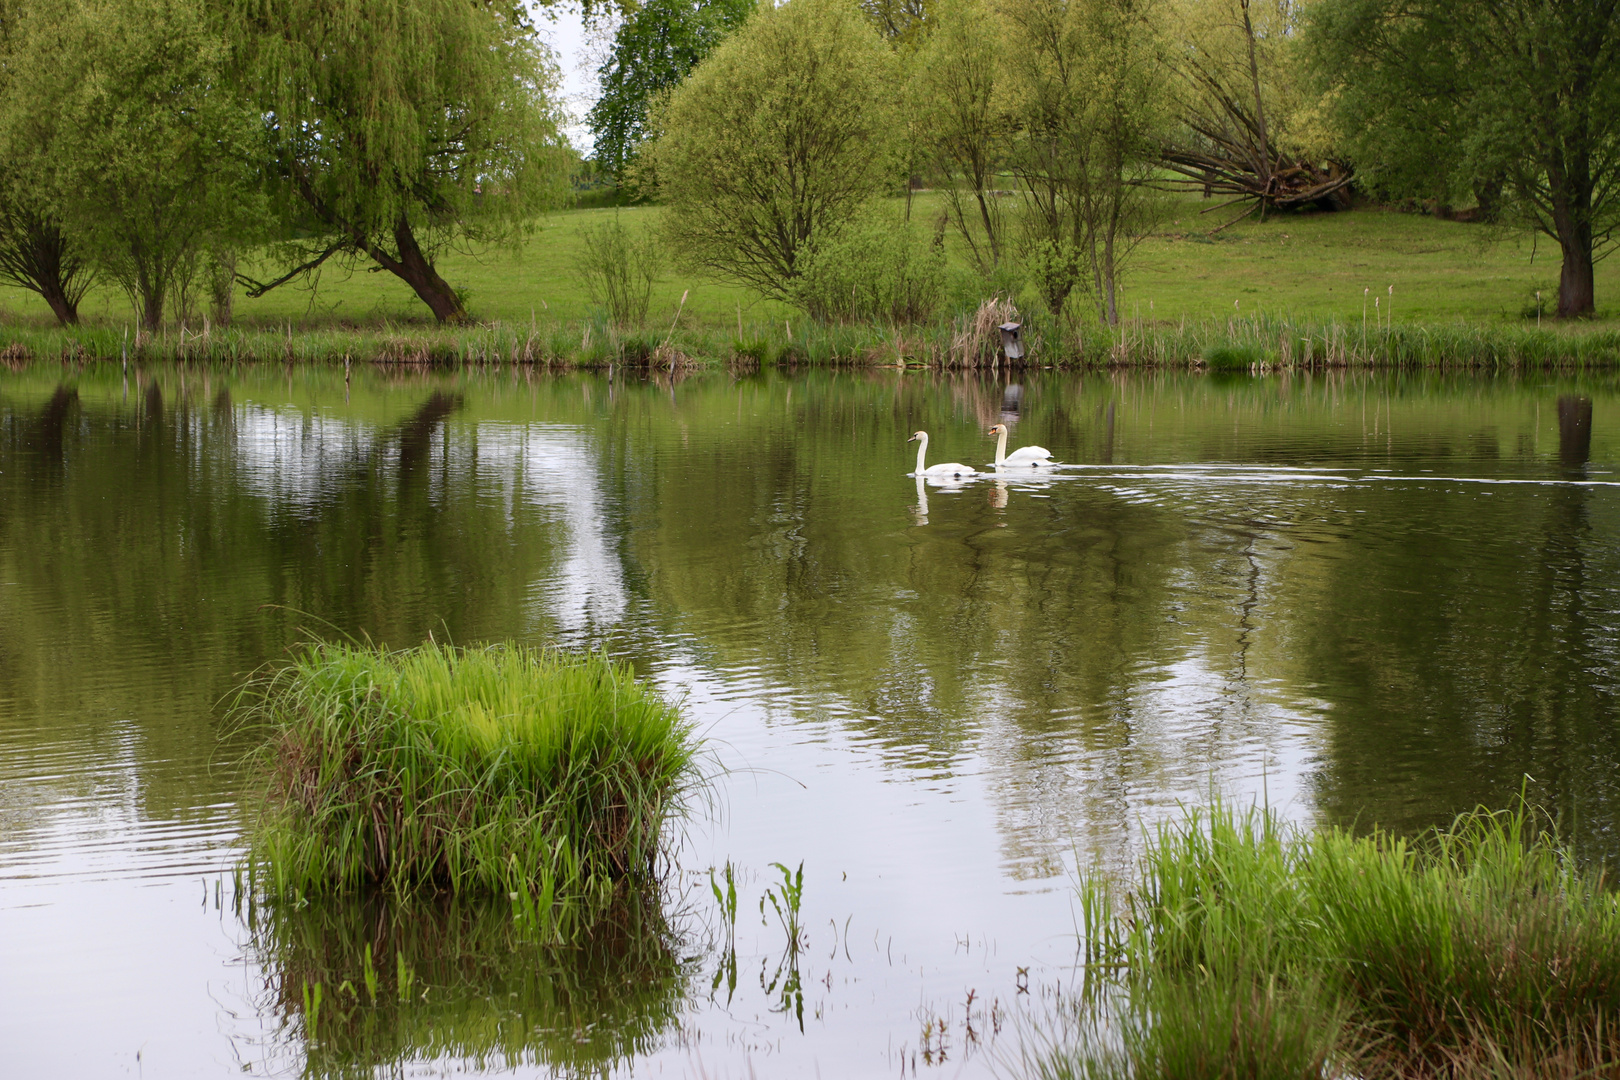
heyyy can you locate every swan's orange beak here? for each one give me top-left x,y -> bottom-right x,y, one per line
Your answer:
907,433 -> 920,442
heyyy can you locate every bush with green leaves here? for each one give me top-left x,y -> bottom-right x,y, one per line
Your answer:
792,211 -> 945,325
576,216 -> 660,327
651,0 -> 898,301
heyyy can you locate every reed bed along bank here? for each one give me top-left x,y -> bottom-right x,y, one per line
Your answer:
1033,801 -> 1620,1080
7,308 -> 1620,372
236,642 -> 699,940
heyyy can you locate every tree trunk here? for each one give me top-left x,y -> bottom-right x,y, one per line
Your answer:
380,216 -> 467,323
141,284 -> 165,332
1103,234 -> 1119,327
1548,142 -> 1597,318
38,280 -> 79,326
975,188 -> 1000,267
1557,233 -> 1596,318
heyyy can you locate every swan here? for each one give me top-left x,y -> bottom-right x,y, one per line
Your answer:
908,431 -> 977,477
986,423 -> 1056,468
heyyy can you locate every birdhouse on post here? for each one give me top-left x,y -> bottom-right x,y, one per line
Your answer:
999,322 -> 1025,360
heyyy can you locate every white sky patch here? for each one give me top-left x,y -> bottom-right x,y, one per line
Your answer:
531,2 -> 614,154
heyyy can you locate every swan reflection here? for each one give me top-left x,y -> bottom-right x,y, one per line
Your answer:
989,466 -> 1065,509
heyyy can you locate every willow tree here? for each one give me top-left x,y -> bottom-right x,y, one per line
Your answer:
1162,0 -> 1351,221
651,0 -> 898,300
0,0 -> 92,325
227,0 -> 572,322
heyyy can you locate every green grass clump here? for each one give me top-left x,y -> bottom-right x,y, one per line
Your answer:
238,642 -> 699,929
1201,342 -> 1264,371
1039,799 -> 1620,1079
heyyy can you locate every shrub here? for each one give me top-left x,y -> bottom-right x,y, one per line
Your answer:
576,216 -> 660,327
792,211 -> 946,324
651,0 -> 898,301
1203,342 -> 1263,370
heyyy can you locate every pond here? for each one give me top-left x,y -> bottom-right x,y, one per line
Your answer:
2,361 -> 1619,1077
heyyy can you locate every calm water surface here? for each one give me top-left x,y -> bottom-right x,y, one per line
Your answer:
3,362 -> 1619,1077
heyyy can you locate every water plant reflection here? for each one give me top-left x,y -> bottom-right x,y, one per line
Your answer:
247,890 -> 686,1078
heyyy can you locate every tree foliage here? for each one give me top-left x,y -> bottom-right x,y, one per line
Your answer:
4,0 -> 258,330
1309,0 -> 1620,317
586,0 -> 753,182
860,0 -> 928,42
999,0 -> 1173,324
225,0 -> 573,323
651,0 -> 899,301
911,0 -> 1008,274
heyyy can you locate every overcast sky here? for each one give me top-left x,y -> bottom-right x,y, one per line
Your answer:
532,2 -> 606,153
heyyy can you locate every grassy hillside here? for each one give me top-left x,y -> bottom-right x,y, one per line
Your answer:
0,194 -> 1605,333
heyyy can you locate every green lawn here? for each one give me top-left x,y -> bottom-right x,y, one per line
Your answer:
1131,198 -> 1580,325
0,193 -> 1610,332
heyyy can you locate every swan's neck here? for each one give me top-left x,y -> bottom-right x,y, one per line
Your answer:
994,426 -> 1008,466
914,434 -> 928,474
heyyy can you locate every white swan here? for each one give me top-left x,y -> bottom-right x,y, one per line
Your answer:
908,431 -> 977,477
986,423 -> 1056,468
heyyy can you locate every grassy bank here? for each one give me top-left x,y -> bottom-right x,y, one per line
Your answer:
1035,801 -> 1620,1079
7,308 -> 1620,371
238,642 -> 698,938
3,195 -> 1613,329
4,194 -> 1620,369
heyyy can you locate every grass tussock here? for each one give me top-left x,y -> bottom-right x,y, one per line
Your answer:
1034,799 -> 1620,1079
237,642 -> 699,935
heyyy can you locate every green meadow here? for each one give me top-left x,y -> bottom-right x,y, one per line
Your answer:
2,193 -> 1616,366
0,194 -> 1607,329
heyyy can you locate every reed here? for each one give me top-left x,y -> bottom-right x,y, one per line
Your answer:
237,641 -> 699,932
1042,800 -> 1620,1079
7,309 -> 1620,370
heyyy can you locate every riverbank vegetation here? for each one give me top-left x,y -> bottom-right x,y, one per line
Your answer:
0,0 -> 1614,366
1036,801 -> 1620,1078
237,642 -> 699,939
8,299 -> 1620,371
